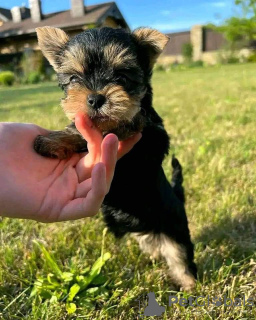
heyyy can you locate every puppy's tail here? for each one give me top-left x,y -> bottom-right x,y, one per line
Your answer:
171,155 -> 185,203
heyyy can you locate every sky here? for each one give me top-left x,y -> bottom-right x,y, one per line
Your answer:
0,0 -> 237,32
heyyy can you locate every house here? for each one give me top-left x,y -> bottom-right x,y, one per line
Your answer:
0,0 -> 128,67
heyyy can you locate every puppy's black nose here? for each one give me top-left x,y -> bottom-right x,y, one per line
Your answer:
87,94 -> 106,110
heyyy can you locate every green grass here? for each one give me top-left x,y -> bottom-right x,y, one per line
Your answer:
0,63 -> 256,319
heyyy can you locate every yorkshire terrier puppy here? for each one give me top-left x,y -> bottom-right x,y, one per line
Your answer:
34,26 -> 197,291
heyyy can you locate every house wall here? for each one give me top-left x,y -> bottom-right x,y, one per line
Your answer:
163,31 -> 190,56
0,37 -> 39,54
102,16 -> 119,28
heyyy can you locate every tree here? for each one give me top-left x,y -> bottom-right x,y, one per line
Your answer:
235,0 -> 256,16
213,0 -> 256,49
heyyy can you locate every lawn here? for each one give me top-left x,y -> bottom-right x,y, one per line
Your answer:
0,63 -> 255,319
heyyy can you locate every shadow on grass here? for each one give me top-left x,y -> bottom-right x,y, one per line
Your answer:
194,213 -> 256,280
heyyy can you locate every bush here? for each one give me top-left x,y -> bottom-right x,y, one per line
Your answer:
20,50 -> 45,75
226,56 -> 240,64
27,71 -> 41,84
218,51 -> 240,64
0,71 -> 15,86
187,60 -> 204,68
154,64 -> 166,71
170,63 -> 187,71
247,52 -> 256,63
182,43 -> 193,62
19,50 -> 45,83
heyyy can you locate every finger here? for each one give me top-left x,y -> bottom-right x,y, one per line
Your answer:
100,134 -> 118,191
117,132 -> 142,159
58,163 -> 107,221
75,134 -> 118,198
75,178 -> 92,198
75,112 -> 102,160
75,113 -> 103,181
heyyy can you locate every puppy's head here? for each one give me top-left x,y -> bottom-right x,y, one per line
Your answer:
36,27 -> 168,137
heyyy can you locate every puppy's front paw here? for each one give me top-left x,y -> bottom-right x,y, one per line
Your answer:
34,135 -> 73,159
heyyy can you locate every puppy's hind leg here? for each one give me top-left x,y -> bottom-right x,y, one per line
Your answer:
160,234 -> 197,292
159,157 -> 197,291
133,232 -> 196,291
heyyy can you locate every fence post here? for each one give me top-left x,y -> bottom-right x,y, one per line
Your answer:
191,25 -> 203,61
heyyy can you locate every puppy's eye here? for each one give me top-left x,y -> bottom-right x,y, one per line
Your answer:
70,75 -> 80,83
117,69 -> 141,83
118,72 -> 131,81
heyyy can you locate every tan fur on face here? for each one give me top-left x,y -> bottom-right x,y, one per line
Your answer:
99,84 -> 142,121
104,44 -> 136,68
61,84 -> 144,132
36,27 -> 69,71
61,87 -> 90,120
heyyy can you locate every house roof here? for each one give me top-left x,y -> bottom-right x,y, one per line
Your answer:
166,30 -> 190,37
0,2 -> 127,39
0,7 -> 12,21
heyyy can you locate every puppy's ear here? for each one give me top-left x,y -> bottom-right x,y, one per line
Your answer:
132,28 -> 169,68
36,26 -> 69,71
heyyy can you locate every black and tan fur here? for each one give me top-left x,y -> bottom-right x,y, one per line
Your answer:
34,26 -> 197,291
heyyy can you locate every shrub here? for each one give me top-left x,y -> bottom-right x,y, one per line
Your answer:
170,63 -> 187,71
169,61 -> 204,72
154,64 -> 166,71
226,56 -> 240,64
20,50 -> 45,83
218,51 -> 240,64
187,60 -> 204,68
27,71 -> 41,84
247,51 -> 256,63
182,43 -> 193,62
0,71 -> 15,86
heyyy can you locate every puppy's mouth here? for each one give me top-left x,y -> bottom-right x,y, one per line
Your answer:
61,85 -> 144,137
88,109 -> 124,132
92,116 -> 107,122
89,110 -> 145,140
89,111 -> 109,121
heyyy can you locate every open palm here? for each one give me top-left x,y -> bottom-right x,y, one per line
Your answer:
0,114 -> 141,222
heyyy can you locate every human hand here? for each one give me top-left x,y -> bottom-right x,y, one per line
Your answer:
0,114 -> 141,222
